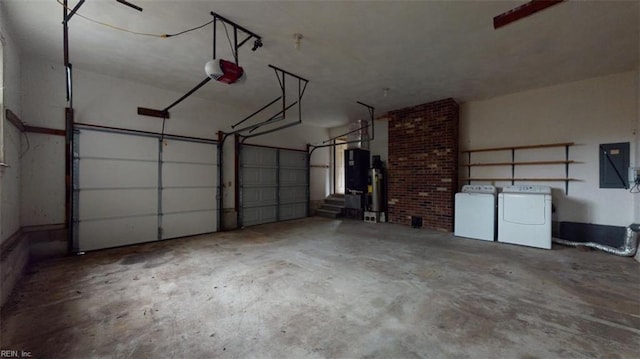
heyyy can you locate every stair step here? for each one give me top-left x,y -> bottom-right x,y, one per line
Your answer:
326,198 -> 345,206
321,204 -> 344,212
316,208 -> 342,219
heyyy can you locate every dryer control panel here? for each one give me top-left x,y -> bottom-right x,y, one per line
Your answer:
461,185 -> 497,194
502,185 -> 551,194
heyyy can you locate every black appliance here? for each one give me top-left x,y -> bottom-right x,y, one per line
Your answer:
345,148 -> 370,194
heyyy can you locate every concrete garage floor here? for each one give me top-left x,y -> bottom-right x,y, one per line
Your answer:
1,218 -> 639,358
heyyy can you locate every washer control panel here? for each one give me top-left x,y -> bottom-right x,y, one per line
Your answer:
502,185 -> 551,194
461,185 -> 497,194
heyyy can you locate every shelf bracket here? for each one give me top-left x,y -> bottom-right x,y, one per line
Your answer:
511,149 -> 515,185
565,144 -> 570,194
467,152 -> 471,185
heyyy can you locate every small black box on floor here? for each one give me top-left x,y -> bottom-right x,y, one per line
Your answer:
344,208 -> 364,220
411,216 -> 422,228
345,194 -> 363,209
559,222 -> 625,248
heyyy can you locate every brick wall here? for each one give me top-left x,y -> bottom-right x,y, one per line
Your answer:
387,98 -> 459,231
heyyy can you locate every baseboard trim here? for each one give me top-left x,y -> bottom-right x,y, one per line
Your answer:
559,222 -> 626,248
0,229 -> 24,260
22,223 -> 66,233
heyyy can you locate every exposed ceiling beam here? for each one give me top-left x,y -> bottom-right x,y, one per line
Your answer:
494,0 -> 565,29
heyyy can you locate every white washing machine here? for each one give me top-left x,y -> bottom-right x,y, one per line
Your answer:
498,185 -> 552,249
454,185 -> 497,241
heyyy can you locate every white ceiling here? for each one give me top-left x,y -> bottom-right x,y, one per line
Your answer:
3,0 -> 639,128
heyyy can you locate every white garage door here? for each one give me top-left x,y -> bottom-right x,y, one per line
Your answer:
74,127 -> 218,251
240,146 -> 278,226
161,138 -> 218,240
278,149 -> 308,220
239,145 -> 308,227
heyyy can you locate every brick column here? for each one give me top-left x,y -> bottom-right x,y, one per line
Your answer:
387,98 -> 459,231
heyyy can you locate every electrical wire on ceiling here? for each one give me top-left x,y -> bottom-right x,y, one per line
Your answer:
165,20 -> 214,38
221,22 -> 237,60
55,0 -> 213,39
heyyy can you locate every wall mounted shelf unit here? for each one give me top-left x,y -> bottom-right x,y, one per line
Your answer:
461,142 -> 576,194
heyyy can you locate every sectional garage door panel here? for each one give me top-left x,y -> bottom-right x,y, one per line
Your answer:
79,160 -> 158,189
162,140 -> 216,163
278,149 -> 308,220
161,139 -> 218,240
242,207 -> 278,226
161,211 -> 217,240
75,128 -> 219,251
242,187 -> 278,207
280,186 -> 306,204
79,189 -> 158,220
162,163 -> 218,187
240,145 -> 308,227
279,150 -> 307,168
79,216 -> 159,252
279,168 -> 307,186
78,130 -> 158,160
240,146 -> 278,227
162,188 -> 217,213
242,167 -> 277,187
280,203 -> 307,221
242,146 -> 277,167
76,130 -> 160,251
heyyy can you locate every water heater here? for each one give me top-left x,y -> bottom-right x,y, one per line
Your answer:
370,168 -> 384,212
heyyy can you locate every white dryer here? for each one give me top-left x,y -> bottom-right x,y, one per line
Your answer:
454,185 -> 497,241
498,185 -> 552,249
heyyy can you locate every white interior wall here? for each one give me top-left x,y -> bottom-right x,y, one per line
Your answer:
460,70 -> 638,227
1,4 -> 22,243
20,57 -> 329,227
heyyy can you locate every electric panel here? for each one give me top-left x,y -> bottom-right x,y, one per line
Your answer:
599,142 -> 629,189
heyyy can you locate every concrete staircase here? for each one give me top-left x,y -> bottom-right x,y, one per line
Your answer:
316,194 -> 345,219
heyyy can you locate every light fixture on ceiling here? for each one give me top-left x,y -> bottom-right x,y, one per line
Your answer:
293,33 -> 303,50
252,39 -> 263,51
383,88 -> 390,97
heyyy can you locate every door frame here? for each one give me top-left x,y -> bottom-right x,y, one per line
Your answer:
332,139 -> 347,195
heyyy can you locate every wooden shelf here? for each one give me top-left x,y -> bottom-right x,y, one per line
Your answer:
461,142 -> 576,194
461,142 -> 574,153
461,178 -> 577,182
463,160 -> 575,167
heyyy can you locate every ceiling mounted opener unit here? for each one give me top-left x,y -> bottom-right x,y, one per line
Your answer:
205,58 -> 244,84
148,12 -> 262,118
203,12 -> 262,85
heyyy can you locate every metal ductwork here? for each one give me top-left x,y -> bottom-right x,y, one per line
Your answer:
553,224 -> 640,257
347,119 -> 370,149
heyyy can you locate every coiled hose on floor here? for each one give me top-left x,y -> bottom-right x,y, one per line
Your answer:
552,224 -> 640,257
